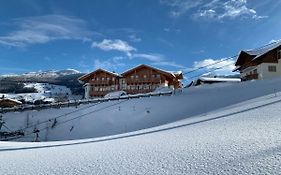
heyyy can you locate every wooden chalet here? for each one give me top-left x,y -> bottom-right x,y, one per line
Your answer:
78,69 -> 121,98
79,64 -> 183,98
234,41 -> 281,81
121,64 -> 183,94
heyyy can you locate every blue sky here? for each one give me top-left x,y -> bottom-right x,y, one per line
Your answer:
0,0 -> 281,79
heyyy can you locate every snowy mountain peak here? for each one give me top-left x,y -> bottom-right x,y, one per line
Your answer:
2,69 -> 82,78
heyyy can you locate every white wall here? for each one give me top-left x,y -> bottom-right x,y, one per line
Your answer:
241,60 -> 281,80
259,62 -> 281,80
84,84 -> 90,99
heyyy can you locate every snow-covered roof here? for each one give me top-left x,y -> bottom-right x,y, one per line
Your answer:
79,68 -> 121,82
244,41 -> 281,60
121,64 -> 182,78
0,98 -> 22,104
100,69 -> 121,77
104,91 -> 127,98
199,77 -> 241,82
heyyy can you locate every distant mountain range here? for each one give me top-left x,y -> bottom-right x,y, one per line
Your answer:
0,69 -> 86,95
0,69 -> 81,79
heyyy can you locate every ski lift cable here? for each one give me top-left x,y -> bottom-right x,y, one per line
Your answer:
4,99 -> 130,141
19,100 -> 107,131
186,63 -> 235,80
2,124 -> 13,132
1,99 -> 107,141
182,55 -> 237,76
181,41 -> 280,76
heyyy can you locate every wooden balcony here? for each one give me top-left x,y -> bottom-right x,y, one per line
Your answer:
125,78 -> 162,84
242,74 -> 258,81
89,80 -> 117,85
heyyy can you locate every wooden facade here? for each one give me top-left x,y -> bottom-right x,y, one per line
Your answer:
79,64 -> 183,98
78,69 -> 121,98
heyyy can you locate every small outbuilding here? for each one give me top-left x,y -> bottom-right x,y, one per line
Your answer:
186,77 -> 241,87
0,98 -> 22,108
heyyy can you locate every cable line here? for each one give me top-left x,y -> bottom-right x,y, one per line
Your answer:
181,41 -> 280,76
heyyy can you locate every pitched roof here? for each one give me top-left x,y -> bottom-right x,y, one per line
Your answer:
243,41 -> 281,61
121,64 -> 183,79
234,41 -> 281,69
0,98 -> 22,104
78,68 -> 121,82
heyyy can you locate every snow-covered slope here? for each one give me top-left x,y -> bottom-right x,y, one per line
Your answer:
0,87 -> 281,174
0,83 -> 75,104
3,77 -> 281,142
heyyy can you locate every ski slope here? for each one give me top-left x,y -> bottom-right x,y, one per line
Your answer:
0,83 -> 75,104
0,88 -> 281,174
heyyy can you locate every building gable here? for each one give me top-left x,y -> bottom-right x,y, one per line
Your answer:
78,69 -> 120,83
236,42 -> 281,67
121,64 -> 175,79
235,51 -> 255,66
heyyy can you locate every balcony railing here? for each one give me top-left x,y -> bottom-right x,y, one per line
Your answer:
89,80 -> 117,85
125,78 -> 162,84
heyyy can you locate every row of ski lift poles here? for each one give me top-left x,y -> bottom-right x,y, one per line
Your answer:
0,114 -> 51,142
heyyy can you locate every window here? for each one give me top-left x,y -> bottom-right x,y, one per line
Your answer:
253,69 -> 257,74
144,75 -> 147,78
278,49 -> 281,59
156,74 -> 160,78
135,75 -> 139,79
102,77 -> 105,81
131,75 -> 134,79
268,65 -> 277,72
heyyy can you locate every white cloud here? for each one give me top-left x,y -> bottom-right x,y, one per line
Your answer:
160,0 -> 203,17
191,58 -> 236,75
128,34 -> 142,42
131,53 -> 186,69
131,53 -> 165,62
161,0 -> 267,20
0,15 -> 95,47
93,58 -> 126,71
151,61 -> 187,69
91,39 -> 136,56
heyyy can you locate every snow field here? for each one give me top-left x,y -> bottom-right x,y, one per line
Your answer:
0,86 -> 281,174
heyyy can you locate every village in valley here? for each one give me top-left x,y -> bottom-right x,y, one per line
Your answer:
1,1 -> 281,174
